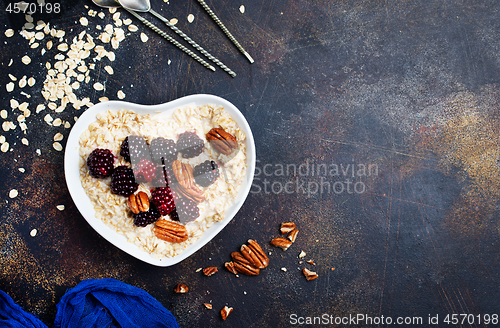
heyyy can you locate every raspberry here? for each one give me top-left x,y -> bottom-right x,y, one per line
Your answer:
150,137 -> 177,165
193,160 -> 219,187
150,186 -> 176,216
121,136 -> 150,163
87,148 -> 115,178
133,158 -> 157,183
133,204 -> 161,227
176,132 -> 204,159
110,166 -> 138,197
174,197 -> 200,223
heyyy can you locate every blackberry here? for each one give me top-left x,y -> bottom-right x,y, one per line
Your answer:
152,165 -> 176,187
176,132 -> 204,159
174,197 -> 200,223
120,137 -> 131,162
110,166 -> 138,197
121,136 -> 150,163
150,137 -> 177,165
133,158 -> 157,183
87,148 -> 115,178
150,186 -> 176,216
193,160 -> 219,187
133,204 -> 161,227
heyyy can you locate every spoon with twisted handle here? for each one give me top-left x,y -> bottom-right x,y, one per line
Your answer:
118,0 -> 236,77
92,0 -> 217,72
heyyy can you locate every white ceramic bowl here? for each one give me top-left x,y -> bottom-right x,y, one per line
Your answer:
64,94 -> 255,266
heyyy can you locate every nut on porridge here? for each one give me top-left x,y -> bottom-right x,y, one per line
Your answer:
79,104 -> 247,258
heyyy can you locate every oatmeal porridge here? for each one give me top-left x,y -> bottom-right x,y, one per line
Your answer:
78,104 -> 247,258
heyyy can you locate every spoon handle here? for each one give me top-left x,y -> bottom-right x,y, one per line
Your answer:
196,0 -> 254,64
149,9 -> 236,77
126,9 -> 216,72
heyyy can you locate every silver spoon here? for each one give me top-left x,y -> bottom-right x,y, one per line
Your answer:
118,0 -> 236,77
92,0 -> 216,72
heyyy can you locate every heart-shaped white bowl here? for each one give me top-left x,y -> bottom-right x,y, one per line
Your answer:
64,94 -> 255,266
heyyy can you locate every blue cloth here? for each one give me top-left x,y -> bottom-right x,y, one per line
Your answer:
0,290 -> 47,328
1,279 -> 179,328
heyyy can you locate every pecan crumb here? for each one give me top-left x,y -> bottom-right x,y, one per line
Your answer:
203,303 -> 212,310
203,266 -> 218,276
174,283 -> 189,293
221,306 -> 233,320
302,268 -> 318,281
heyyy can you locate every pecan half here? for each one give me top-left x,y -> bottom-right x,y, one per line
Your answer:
270,237 -> 293,250
174,283 -> 189,293
280,222 -> 296,234
203,266 -> 218,276
127,191 -> 149,214
221,306 -> 233,320
241,244 -> 266,269
287,229 -> 299,243
171,160 -> 204,203
206,127 -> 238,155
302,268 -> 318,281
233,261 -> 260,275
225,261 -> 238,274
231,251 -> 260,275
247,239 -> 269,268
154,220 -> 188,243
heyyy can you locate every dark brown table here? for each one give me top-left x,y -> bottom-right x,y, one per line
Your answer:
1,0 -> 500,327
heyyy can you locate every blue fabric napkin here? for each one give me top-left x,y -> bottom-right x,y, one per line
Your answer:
0,290 -> 48,328
1,278 -> 179,328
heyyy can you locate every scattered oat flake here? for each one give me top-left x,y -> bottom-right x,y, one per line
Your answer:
104,66 -> 114,74
57,43 -> 69,51
117,90 -> 125,99
99,97 -> 109,102
9,189 -> 18,198
28,77 -> 36,86
1,142 -> 9,152
52,118 -> 62,126
80,17 -> 89,26
0,111 -> 7,119
93,82 -> 104,91
6,82 -> 14,92
18,168 -> 25,173
56,205 -> 65,211
195,268 -> 203,272
140,33 -> 148,42
187,14 -> 195,23
53,142 -> 63,151
21,138 -> 29,145
5,29 -> 14,37
21,55 -> 31,65
54,133 -> 63,141
298,250 -> 306,258
281,267 -> 287,272
128,25 -> 138,32
239,5 -> 245,13
30,229 -> 37,237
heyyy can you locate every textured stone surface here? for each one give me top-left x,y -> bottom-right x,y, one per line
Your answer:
1,0 -> 500,326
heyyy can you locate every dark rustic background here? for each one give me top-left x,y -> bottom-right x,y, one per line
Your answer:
1,0 -> 500,327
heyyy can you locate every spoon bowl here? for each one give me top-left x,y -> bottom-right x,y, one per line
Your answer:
91,0 -> 119,8
118,0 -> 150,12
